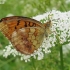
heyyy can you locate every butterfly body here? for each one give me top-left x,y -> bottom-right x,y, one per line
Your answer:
0,16 -> 51,54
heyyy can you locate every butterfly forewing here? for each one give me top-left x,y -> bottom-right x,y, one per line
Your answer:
0,16 -> 45,54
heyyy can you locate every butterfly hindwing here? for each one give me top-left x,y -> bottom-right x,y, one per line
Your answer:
0,16 -> 45,54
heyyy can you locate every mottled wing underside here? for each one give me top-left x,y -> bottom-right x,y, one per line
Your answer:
0,16 -> 45,54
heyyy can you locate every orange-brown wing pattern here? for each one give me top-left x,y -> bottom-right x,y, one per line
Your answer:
0,16 -> 46,54
0,16 -> 45,38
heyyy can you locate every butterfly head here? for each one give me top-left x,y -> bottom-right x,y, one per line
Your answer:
44,20 -> 52,37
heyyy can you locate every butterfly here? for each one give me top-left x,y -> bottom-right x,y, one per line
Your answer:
0,16 -> 51,55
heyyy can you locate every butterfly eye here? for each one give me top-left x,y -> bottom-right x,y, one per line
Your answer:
0,19 -> 2,22
44,20 -> 51,28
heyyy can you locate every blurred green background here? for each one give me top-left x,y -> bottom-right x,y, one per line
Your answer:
0,0 -> 70,70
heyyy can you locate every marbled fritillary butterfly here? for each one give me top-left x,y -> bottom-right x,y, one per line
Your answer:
0,16 -> 51,55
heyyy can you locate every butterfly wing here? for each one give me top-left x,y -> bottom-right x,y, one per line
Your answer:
0,16 -> 45,54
